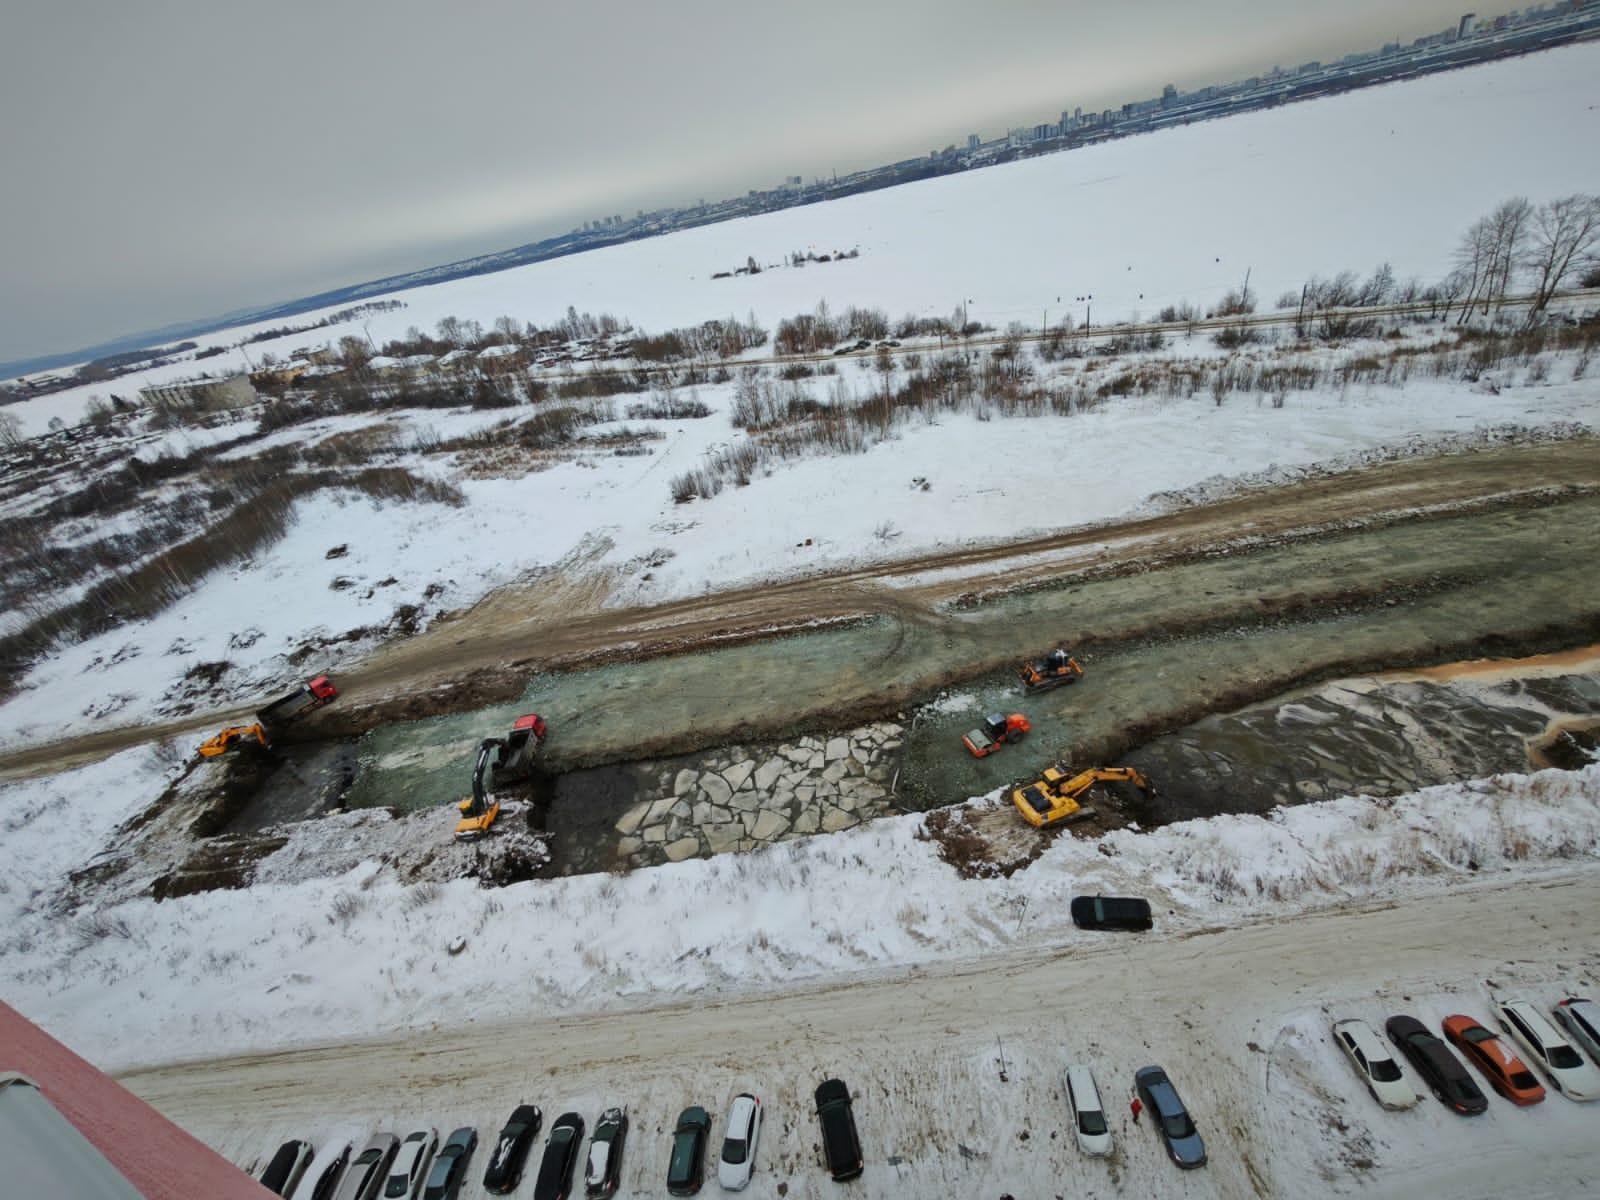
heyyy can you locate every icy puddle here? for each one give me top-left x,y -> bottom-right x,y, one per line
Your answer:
1122,648 -> 1600,822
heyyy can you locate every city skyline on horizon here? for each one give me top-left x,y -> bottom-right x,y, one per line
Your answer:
0,0 -> 1571,363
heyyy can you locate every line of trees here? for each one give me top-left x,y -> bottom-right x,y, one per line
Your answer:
1453,194 -> 1600,323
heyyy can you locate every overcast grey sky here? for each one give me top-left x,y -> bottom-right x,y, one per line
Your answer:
1,0 -> 1477,362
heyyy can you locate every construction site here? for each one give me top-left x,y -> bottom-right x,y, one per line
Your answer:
10,429 -> 1594,905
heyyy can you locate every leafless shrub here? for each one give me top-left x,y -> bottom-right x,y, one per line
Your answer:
72,911 -> 134,952
404,881 -> 443,911
626,394 -> 712,420
328,891 -> 365,926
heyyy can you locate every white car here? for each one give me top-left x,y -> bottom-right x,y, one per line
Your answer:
383,1128 -> 437,1199
716,1093 -> 763,1190
1555,997 -> 1600,1064
1333,1019 -> 1417,1110
257,1139 -> 314,1197
1064,1064 -> 1112,1157
1496,999 -> 1600,1101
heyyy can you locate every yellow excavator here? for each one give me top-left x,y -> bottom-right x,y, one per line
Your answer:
195,676 -> 339,759
196,722 -> 268,758
456,713 -> 547,841
1011,765 -> 1152,829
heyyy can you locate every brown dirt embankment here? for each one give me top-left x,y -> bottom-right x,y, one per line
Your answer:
2,437 -> 1597,779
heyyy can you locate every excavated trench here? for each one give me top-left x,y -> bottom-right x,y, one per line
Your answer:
163,493 -> 1600,886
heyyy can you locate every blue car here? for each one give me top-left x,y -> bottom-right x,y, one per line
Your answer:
1134,1065 -> 1206,1169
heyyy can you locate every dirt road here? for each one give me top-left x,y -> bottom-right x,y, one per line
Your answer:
3,436 -> 1597,781
121,867 -> 1600,1198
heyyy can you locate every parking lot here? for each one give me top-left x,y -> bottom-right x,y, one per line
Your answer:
126,868 -> 1600,1198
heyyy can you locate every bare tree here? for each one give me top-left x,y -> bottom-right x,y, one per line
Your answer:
0,410 -> 21,447
1522,194 -> 1600,322
1484,197 -> 1532,317
435,316 -> 465,347
1453,214 -> 1495,323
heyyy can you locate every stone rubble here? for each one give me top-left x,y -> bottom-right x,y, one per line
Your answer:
613,721 -> 905,869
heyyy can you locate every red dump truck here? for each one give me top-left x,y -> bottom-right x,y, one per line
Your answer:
255,675 -> 338,727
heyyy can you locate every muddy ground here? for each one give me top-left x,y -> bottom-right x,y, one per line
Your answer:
2,436 -> 1596,780
17,438 -> 1600,901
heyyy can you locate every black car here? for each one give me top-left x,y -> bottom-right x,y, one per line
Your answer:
534,1112 -> 586,1200
309,1144 -> 351,1200
583,1107 -> 628,1197
814,1078 -> 863,1181
259,1140 -> 315,1197
1387,1016 -> 1488,1114
666,1106 -> 711,1195
423,1127 -> 477,1200
484,1104 -> 544,1194
1134,1065 -> 1206,1169
1070,895 -> 1153,932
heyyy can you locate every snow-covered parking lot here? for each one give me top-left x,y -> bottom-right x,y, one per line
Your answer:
118,857 -> 1600,1199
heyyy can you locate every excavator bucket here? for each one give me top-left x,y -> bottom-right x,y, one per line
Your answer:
454,796 -> 501,841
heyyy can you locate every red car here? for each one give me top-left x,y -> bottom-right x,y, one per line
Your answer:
1442,1015 -> 1545,1106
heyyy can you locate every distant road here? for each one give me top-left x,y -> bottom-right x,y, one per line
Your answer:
609,287 -> 1597,375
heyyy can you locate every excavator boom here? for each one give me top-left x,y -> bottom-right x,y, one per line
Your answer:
196,723 -> 267,759
1011,765 -> 1152,828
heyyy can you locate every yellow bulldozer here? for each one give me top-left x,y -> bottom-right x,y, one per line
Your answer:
1011,765 -> 1152,829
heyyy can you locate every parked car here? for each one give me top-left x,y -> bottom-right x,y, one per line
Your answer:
583,1107 -> 627,1197
1332,1019 -> 1417,1110
1442,1015 -> 1545,1105
334,1135 -> 399,1200
258,1139 -> 314,1197
1063,1064 -> 1112,1157
1554,997 -> 1600,1065
717,1093 -> 764,1191
1385,1016 -> 1487,1114
422,1127 -> 477,1200
666,1106 -> 711,1195
532,1112 -> 585,1200
484,1105 -> 543,1194
814,1078 -> 864,1181
385,1129 -> 437,1200
1069,895 -> 1153,932
309,1144 -> 351,1200
1495,998 -> 1600,1100
1133,1066 -> 1206,1169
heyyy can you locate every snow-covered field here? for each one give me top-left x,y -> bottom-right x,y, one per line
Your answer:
4,42 -> 1598,752
7,39 -> 1599,439
4,357 -> 1595,750
4,738 -> 1597,1073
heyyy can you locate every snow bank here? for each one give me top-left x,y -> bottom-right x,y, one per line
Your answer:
3,750 -> 1596,1072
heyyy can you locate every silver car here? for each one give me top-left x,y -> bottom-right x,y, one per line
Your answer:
335,1134 -> 399,1200
384,1129 -> 437,1199
1555,997 -> 1600,1064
